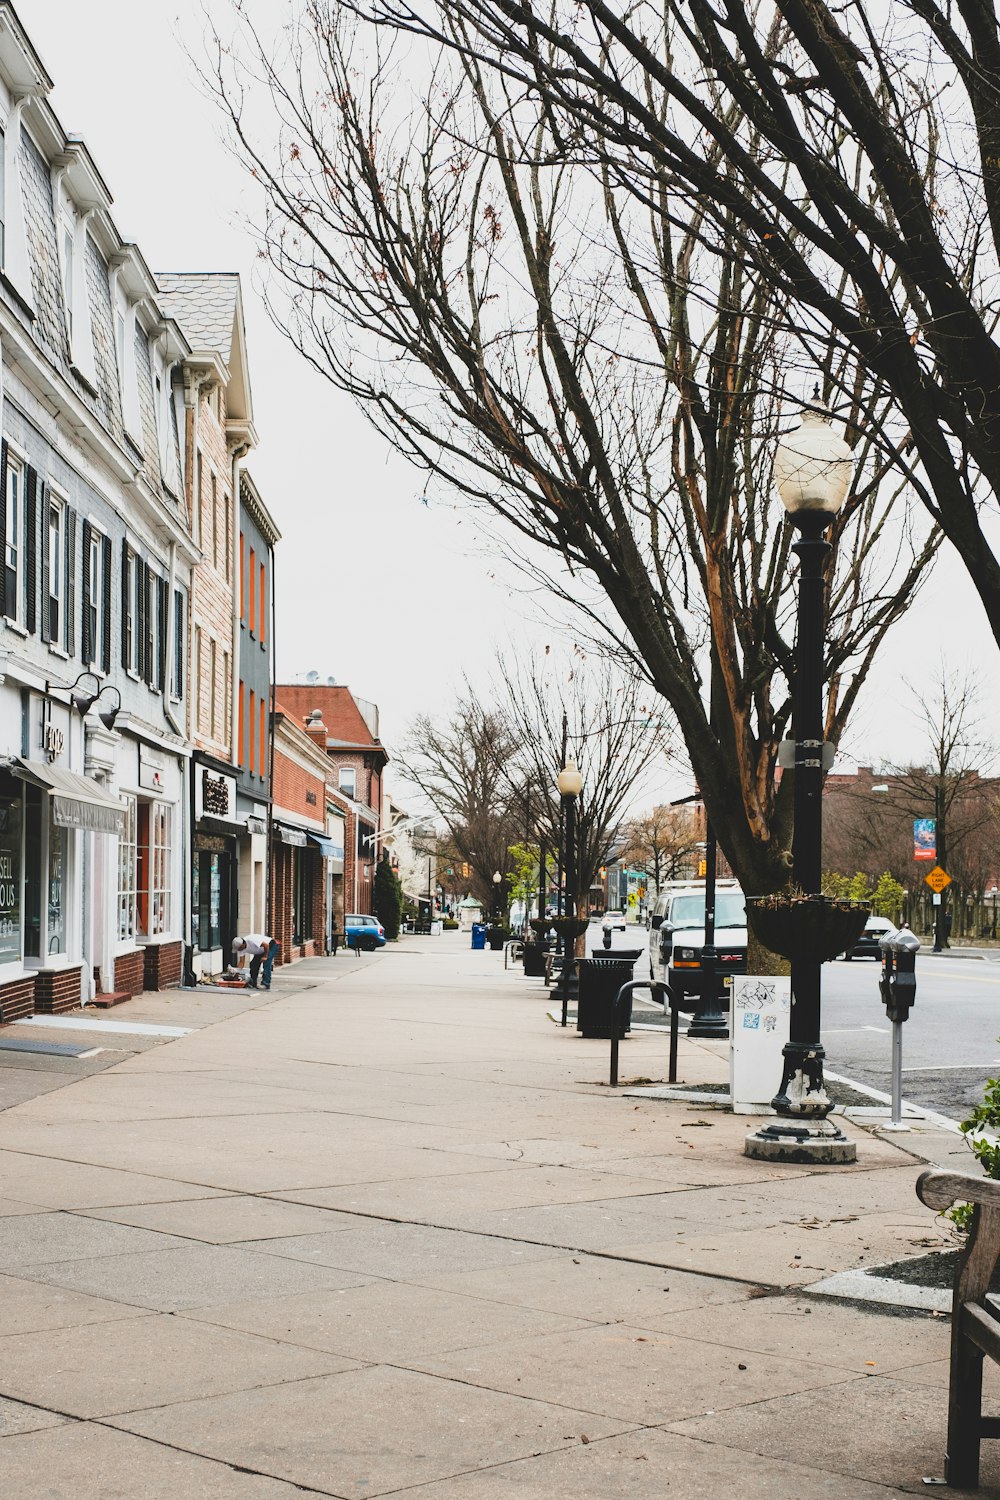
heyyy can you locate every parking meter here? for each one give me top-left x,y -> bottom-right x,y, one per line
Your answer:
879,925 -> 919,1023
878,925 -> 920,1128
602,922 -> 612,950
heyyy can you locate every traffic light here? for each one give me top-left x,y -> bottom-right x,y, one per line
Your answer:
698,858 -> 707,877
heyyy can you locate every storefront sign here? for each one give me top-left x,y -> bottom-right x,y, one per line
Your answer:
139,744 -> 168,793
44,724 -> 65,762
196,768 -> 237,822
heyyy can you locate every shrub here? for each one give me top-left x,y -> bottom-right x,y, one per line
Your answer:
949,1072 -> 1000,1233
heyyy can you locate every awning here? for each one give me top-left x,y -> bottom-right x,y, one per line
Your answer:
8,759 -> 125,835
275,824 -> 308,847
307,832 -> 341,859
245,816 -> 267,836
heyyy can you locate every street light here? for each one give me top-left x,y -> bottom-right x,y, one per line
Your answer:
557,759 -> 583,1028
747,398 -> 856,1164
492,869 -> 502,922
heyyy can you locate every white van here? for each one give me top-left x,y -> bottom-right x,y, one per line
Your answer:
647,882 -> 747,1010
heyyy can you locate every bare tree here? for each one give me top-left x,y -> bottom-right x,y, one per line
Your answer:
618,805 -> 703,895
396,696 -> 523,905
207,4 -> 939,895
355,0 -> 1000,647
495,651 -> 672,910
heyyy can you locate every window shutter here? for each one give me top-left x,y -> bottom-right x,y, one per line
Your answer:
25,468 -> 37,635
142,562 -> 153,686
0,441 -> 8,620
64,511 -> 76,655
173,588 -> 183,699
157,575 -> 167,691
81,518 -> 93,665
102,535 -> 112,671
121,540 -> 130,669
38,481 -> 48,643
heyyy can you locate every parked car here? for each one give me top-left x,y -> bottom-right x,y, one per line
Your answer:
648,883 -> 746,1010
600,910 -> 628,931
841,914 -> 895,960
344,914 -> 386,951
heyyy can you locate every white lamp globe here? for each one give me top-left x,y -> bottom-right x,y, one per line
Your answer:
557,760 -> 584,797
774,405 -> 855,518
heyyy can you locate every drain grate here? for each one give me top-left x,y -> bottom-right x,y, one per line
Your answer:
0,1037 -> 101,1059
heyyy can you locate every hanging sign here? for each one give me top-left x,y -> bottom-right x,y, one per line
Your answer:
913,818 -> 936,861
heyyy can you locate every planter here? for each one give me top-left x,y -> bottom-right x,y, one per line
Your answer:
528,918 -> 552,937
746,895 -> 870,965
548,916 -> 589,942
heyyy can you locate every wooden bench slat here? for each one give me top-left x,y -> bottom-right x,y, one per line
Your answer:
962,1303 -> 1000,1363
917,1167 -> 1000,1213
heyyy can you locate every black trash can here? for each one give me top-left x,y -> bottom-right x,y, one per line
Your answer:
522,942 -> 546,977
577,951 -> 643,1039
487,925 -> 505,951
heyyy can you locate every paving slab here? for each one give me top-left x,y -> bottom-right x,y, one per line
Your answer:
79,1194 -> 361,1243
242,1221 -> 571,1279
0,1421 -> 312,1498
408,1320 -> 858,1425
0,1270 -> 150,1334
0,1395 -> 65,1437
181,1279 -> 590,1362
16,1241 -> 377,1311
399,1426 -> 912,1499
107,1365 -> 636,1497
667,1373 -> 1000,1492
0,1311 -> 354,1418
0,1210 -> 188,1270
0,1148 -> 227,1210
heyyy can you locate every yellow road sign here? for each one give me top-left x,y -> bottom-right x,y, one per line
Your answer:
924,865 -> 952,892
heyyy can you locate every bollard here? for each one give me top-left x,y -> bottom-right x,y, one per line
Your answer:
878,925 -> 920,1130
609,979 -> 655,1086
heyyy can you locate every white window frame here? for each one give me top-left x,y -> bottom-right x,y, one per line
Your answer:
147,802 -> 171,937
0,125 -> 7,272
86,526 -> 106,672
123,544 -> 137,675
117,794 -> 137,943
4,452 -> 23,625
338,766 -> 356,799
61,215 -> 75,347
46,494 -> 64,647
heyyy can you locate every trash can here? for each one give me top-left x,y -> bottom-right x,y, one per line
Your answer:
522,942 -> 546,977
487,925 -> 505,951
577,952 -> 643,1039
471,923 -> 487,950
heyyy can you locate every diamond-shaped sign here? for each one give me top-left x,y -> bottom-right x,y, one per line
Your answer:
924,866 -> 952,893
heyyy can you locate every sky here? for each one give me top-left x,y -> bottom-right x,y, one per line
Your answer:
23,1 -> 1000,804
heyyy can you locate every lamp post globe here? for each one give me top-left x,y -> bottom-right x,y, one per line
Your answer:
556,760 -> 583,1027
747,398 -> 857,1164
492,870 -> 502,922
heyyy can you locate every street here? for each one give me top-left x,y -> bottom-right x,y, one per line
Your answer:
823,952 -> 1000,1122
609,924 -> 1000,1125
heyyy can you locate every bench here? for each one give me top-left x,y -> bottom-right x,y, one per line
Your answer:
916,1169 -> 1000,1487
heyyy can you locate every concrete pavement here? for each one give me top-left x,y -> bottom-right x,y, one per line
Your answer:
0,935 -> 997,1498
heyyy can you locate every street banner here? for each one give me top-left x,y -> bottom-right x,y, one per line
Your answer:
913,818 -> 936,861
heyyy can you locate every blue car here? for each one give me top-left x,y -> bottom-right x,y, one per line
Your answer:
345,914 -> 386,951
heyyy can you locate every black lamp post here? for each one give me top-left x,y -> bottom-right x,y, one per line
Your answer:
492,869 -> 502,923
558,759 -> 583,1028
747,399 -> 856,1164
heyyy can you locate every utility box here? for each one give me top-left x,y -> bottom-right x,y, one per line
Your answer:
730,975 -> 791,1112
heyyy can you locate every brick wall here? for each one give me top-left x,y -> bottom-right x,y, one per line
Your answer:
34,966 -> 83,1014
143,941 -> 183,991
114,948 -> 145,997
273,750 -> 326,822
269,844 -> 326,962
0,975 -> 36,1024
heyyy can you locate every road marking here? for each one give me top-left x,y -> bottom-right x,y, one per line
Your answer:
901,1063 -> 1000,1073
824,1026 -> 889,1034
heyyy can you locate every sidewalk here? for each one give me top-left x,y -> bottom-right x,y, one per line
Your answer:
0,936 -> 996,1498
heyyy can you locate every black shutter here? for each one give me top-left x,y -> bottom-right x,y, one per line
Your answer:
38,480 -> 48,642
157,576 -> 167,692
121,540 -> 129,669
25,468 -> 36,635
142,561 -> 153,685
64,511 -> 76,655
102,535 -> 111,671
173,588 -> 183,699
81,519 -> 93,665
0,441 -> 8,620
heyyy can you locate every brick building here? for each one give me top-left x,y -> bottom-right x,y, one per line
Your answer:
275,683 -> 388,915
270,706 -> 342,963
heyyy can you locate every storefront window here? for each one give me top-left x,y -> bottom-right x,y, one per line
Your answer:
0,772 -> 22,965
24,786 -> 41,958
136,802 -> 172,938
293,850 -> 314,944
117,795 -> 137,941
47,815 -> 66,954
